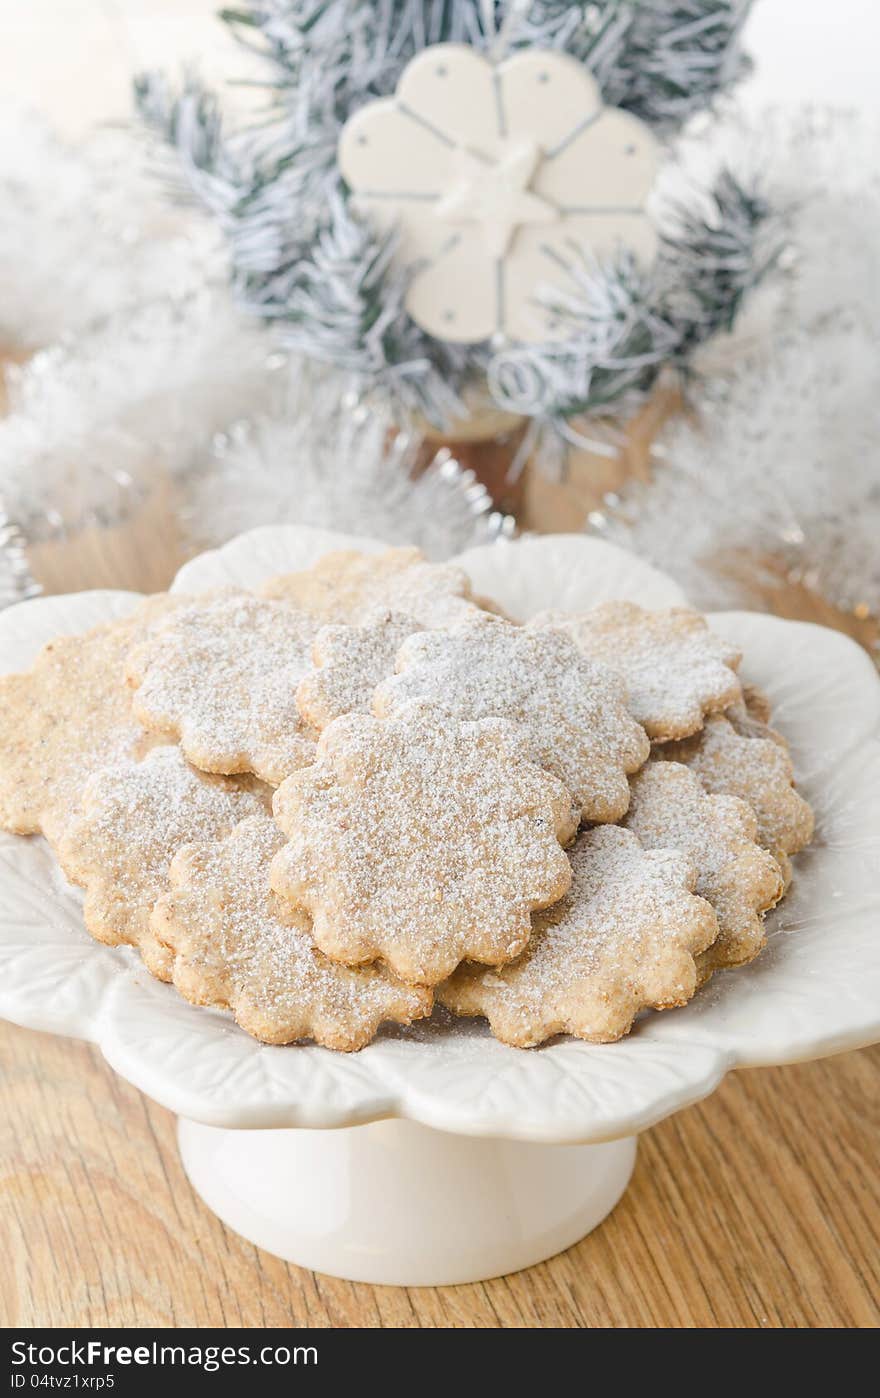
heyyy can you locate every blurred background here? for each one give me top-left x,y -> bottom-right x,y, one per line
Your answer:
1,1 -> 878,656
5,2 -> 878,134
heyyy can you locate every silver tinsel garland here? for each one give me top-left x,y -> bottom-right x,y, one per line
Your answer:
0,113 -> 508,608
0,507 -> 38,612
597,109 -> 880,641
0,108 -> 216,351
186,367 -> 512,558
0,109 -> 231,605
1,292 -> 273,534
0,297 -> 506,569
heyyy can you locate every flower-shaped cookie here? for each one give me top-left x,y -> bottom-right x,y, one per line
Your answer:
58,747 -> 269,981
440,826 -> 718,1046
296,612 -> 422,732
338,43 -> 659,343
0,595 -> 177,845
125,591 -> 320,785
261,546 -> 479,626
271,711 -> 577,985
373,615 -> 649,823
659,715 -> 815,882
152,816 -> 432,1049
534,602 -> 742,741
726,687 -> 788,752
624,761 -> 784,973
732,685 -> 776,732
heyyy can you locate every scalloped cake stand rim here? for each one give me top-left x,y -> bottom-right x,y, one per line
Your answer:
0,526 -> 878,1149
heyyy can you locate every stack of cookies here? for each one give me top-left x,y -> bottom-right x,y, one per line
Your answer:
0,547 -> 814,1050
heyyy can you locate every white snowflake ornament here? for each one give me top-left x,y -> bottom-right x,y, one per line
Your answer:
338,43 -> 660,345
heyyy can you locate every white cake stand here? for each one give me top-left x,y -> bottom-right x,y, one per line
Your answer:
2,527 -> 879,1286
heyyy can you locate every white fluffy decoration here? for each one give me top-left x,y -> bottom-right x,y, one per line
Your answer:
0,108 -> 503,598
184,366 -> 510,560
0,508 -> 37,612
602,109 -> 880,627
0,108 -> 217,350
0,107 -> 260,604
0,292 -> 274,534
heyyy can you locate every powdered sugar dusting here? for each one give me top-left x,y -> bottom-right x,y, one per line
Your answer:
297,611 -> 422,731
126,590 -> 320,784
261,546 -> 479,626
439,825 -> 718,1046
0,594 -> 180,845
658,714 -> 814,863
153,814 -> 431,1049
271,710 -> 577,985
58,746 -> 269,979
373,614 -> 649,823
624,760 -> 784,970
534,602 -> 742,740
2,552 -> 820,1052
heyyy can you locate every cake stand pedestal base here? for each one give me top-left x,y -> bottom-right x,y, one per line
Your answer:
178,1116 -> 637,1286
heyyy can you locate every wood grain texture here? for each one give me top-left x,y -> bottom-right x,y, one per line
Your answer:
2,511 -> 879,1329
1,1021 -> 877,1328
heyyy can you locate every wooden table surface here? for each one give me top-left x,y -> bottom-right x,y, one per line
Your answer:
2,521 -> 879,1330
